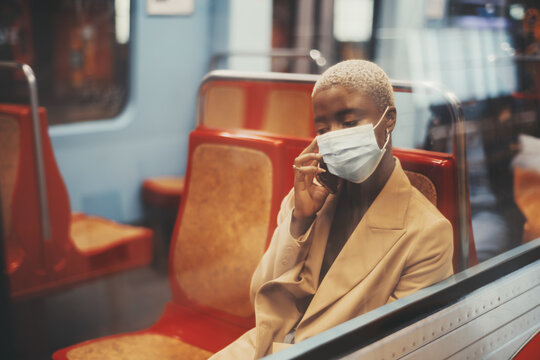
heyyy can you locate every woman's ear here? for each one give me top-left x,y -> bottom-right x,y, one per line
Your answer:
386,106 -> 397,133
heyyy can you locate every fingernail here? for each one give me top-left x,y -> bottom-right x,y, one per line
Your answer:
318,168 -> 326,173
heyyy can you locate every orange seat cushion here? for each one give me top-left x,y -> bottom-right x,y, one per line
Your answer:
65,333 -> 212,360
142,176 -> 185,209
514,167 -> 540,242
70,213 -> 153,255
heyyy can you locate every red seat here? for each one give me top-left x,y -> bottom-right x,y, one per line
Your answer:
394,147 -> 478,271
253,132 -> 478,272
0,104 -> 153,299
53,128 -> 287,359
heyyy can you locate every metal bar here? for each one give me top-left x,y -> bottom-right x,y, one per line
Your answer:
0,62 -> 51,244
424,81 -> 469,272
208,48 -> 328,71
345,257 -> 540,359
263,238 -> 540,360
392,79 -> 470,271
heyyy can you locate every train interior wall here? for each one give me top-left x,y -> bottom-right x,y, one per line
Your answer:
49,0 -> 272,224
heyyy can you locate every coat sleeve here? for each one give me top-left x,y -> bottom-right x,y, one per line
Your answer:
250,189 -> 316,302
387,216 -> 454,302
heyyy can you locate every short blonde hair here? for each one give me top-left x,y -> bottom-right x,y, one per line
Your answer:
313,60 -> 394,112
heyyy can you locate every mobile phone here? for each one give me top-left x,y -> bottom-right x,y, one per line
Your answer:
316,159 -> 339,194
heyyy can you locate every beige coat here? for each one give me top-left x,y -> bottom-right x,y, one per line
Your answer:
210,159 -> 454,359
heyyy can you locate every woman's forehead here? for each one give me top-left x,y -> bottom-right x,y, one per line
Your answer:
312,86 -> 377,111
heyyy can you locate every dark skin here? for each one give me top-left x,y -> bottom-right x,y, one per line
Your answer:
291,86 -> 397,281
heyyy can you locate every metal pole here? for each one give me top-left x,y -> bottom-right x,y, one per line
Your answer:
392,79 -> 470,270
0,62 -> 51,243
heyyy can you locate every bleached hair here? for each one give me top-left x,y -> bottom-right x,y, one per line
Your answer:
313,60 -> 394,112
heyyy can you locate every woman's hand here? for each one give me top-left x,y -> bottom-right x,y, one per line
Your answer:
291,138 -> 330,237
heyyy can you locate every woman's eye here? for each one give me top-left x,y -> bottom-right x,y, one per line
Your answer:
316,128 -> 328,135
344,120 -> 359,127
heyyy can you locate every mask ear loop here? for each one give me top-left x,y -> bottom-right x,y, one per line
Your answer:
374,106 -> 391,150
381,129 -> 390,150
373,106 -> 390,130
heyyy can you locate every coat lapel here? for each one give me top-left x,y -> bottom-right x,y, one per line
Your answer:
299,159 -> 411,325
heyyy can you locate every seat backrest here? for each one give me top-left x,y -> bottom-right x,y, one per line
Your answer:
198,76 -> 316,137
0,104 -> 71,297
169,128 -> 285,326
394,147 -> 478,271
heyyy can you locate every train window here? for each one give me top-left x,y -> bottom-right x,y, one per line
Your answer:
0,0 -> 131,125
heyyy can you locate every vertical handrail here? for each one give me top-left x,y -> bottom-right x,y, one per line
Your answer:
390,80 -> 470,271
0,62 -> 51,243
425,81 -> 470,271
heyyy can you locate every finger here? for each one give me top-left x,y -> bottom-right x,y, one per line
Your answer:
295,165 -> 326,175
293,164 -> 317,190
299,138 -> 320,156
294,153 -> 323,167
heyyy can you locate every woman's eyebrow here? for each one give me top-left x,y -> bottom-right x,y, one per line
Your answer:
335,108 -> 367,119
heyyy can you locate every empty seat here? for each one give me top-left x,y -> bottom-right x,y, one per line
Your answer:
0,104 -> 153,299
53,128 -> 286,359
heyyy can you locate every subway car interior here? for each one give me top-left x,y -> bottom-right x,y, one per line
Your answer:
0,0 -> 539,359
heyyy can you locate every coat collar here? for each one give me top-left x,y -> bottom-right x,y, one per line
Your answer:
365,158 -> 410,230
298,158 -> 411,329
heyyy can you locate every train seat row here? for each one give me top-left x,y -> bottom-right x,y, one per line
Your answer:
0,104 -> 153,299
0,72 -> 477,358
142,71 -> 478,270
54,123 -> 471,359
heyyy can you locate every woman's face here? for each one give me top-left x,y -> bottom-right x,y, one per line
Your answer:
312,86 -> 390,149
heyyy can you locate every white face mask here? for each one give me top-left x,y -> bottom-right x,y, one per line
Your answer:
316,106 -> 390,184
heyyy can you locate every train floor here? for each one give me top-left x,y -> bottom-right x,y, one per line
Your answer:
10,265 -> 171,360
